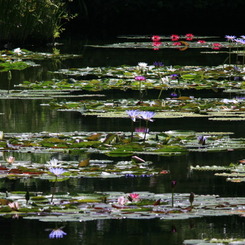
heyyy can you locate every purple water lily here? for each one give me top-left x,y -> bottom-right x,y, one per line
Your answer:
139,111 -> 155,122
126,110 -> 140,122
225,35 -> 236,41
153,61 -> 164,67
135,76 -> 146,81
170,92 -> 178,97
234,38 -> 245,44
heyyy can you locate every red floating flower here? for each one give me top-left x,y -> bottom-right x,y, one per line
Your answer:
185,33 -> 194,41
152,35 -> 161,42
171,34 -> 180,41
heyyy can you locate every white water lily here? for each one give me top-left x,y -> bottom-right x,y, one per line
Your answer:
13,48 -> 22,55
137,62 -> 148,72
47,158 -> 61,168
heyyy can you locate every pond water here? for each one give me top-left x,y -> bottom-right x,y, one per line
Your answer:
0,37 -> 245,244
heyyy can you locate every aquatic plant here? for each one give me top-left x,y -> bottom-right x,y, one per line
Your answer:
171,180 -> 177,207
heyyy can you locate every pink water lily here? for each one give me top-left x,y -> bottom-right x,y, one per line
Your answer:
117,196 -> 127,206
185,33 -> 194,41
8,201 -> 19,211
171,34 -> 180,41
129,193 -> 140,199
152,35 -> 161,42
6,156 -> 15,164
134,76 -> 146,81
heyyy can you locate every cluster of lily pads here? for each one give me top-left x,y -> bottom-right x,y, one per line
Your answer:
0,35 -> 245,242
191,158 -> 245,183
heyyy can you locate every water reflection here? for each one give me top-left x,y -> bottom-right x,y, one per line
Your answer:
0,216 -> 245,245
0,41 -> 244,245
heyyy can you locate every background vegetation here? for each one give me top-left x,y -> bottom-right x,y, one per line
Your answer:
66,0 -> 245,38
0,0 -> 69,44
0,0 -> 245,44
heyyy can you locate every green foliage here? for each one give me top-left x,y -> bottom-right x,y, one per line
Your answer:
0,0 -> 70,43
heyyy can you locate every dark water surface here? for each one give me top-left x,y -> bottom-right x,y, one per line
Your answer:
0,39 -> 245,244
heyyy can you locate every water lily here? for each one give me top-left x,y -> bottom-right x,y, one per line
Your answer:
47,158 -> 61,168
234,38 -> 245,44
153,61 -> 164,67
225,35 -> 236,41
198,135 -> 207,145
129,193 -> 139,199
152,35 -> 161,42
170,92 -> 178,97
126,110 -> 140,122
49,167 -> 66,176
171,34 -> 180,41
8,201 -> 19,211
49,229 -> 67,239
128,193 -> 140,202
13,48 -> 22,55
117,196 -> 127,206
134,75 -> 146,81
137,62 -> 148,72
139,111 -> 155,122
185,33 -> 194,41
6,156 -> 15,164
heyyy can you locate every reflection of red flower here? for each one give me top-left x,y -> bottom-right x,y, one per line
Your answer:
173,42 -> 182,46
212,43 -> 222,50
197,40 -> 206,43
152,41 -> 162,50
152,35 -> 161,42
185,33 -> 194,41
160,170 -> 169,174
171,34 -> 180,41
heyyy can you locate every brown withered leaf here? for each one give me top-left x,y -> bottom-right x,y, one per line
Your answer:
0,199 -> 10,205
79,159 -> 90,167
86,133 -> 102,141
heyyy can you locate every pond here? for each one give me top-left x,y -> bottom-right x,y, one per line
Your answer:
0,35 -> 245,245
